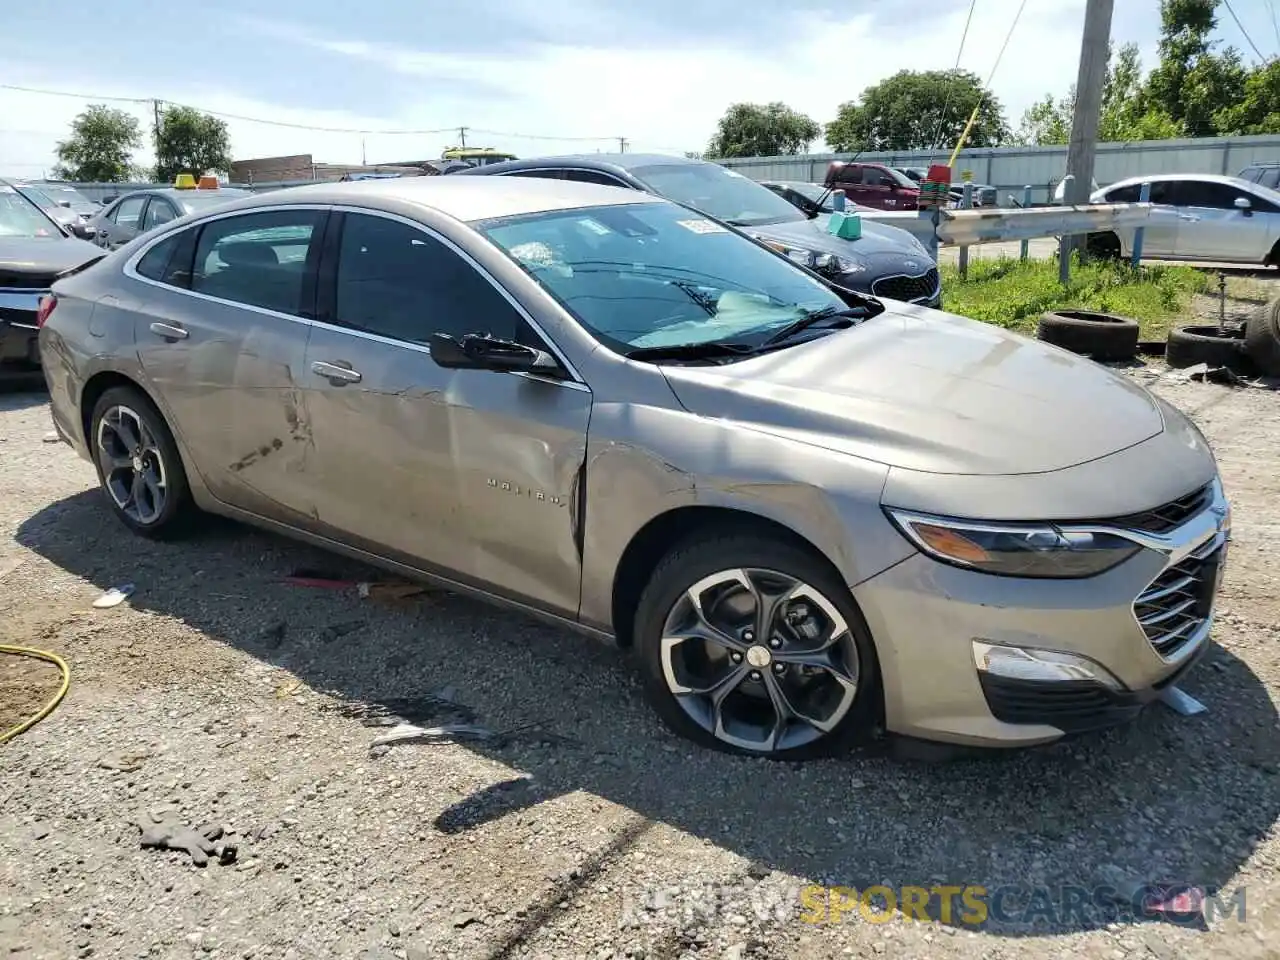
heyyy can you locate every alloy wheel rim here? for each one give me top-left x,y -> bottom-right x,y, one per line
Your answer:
96,405 -> 167,525
659,567 -> 860,753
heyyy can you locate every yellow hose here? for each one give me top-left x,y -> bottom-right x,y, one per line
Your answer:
0,645 -> 70,745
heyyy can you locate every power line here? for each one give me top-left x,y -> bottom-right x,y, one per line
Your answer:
1222,0 -> 1268,62
1269,0 -> 1280,53
946,0 -> 1028,167
930,0 -> 979,153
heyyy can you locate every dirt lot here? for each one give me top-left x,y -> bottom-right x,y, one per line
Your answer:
2,348 -> 1280,959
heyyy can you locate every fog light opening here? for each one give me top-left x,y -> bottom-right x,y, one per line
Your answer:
972,641 -> 1123,691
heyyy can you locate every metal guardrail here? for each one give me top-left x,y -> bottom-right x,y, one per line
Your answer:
858,202 -> 1176,248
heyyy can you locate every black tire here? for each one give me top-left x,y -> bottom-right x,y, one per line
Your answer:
1085,232 -> 1122,261
631,532 -> 881,760
1244,298 -> 1280,376
1165,325 -> 1247,370
1037,310 -> 1140,361
88,385 -> 198,539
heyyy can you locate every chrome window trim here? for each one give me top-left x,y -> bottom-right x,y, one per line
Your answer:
494,166 -> 632,189
121,203 -> 591,393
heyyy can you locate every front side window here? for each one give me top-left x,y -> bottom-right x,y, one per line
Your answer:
629,162 -> 804,227
191,210 -> 323,315
332,212 -> 525,344
563,169 -> 629,187
481,200 -> 856,356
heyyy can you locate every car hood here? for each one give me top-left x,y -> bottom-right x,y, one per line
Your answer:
0,236 -> 104,280
658,303 -> 1164,476
744,216 -> 930,267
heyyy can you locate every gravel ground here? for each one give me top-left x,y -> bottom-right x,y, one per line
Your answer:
2,344 -> 1280,959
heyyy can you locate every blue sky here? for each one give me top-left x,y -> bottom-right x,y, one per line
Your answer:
2,0 -> 1277,177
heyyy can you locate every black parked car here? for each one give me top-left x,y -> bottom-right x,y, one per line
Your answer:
454,155 -> 941,307
0,180 -> 103,382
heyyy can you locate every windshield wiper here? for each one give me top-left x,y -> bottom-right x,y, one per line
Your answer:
668,279 -> 717,316
760,306 -> 866,347
625,341 -> 759,362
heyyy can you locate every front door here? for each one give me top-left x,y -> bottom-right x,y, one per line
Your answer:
100,195 -> 147,250
1171,180 -> 1275,264
132,207 -> 328,522
303,210 -> 591,616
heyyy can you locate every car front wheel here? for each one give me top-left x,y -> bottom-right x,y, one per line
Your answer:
633,532 -> 880,759
89,386 -> 196,539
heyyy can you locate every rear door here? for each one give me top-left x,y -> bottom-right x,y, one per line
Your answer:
302,209 -> 591,615
131,207 -> 328,522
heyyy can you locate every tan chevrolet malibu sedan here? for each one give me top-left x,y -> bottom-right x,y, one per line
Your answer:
36,176 -> 1231,759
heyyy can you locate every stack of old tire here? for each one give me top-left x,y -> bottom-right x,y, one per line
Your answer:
1037,310 -> 1140,362
1165,299 -> 1280,375
1038,299 -> 1280,377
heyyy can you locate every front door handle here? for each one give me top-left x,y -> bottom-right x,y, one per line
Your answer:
149,321 -> 188,341
311,360 -> 362,384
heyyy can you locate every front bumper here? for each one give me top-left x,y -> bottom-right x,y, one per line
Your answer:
853,480 -> 1230,747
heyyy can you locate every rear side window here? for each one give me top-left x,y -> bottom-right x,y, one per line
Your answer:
563,169 -> 629,187
836,165 -> 863,185
141,199 -> 177,231
135,229 -> 199,288
191,210 -> 323,316
1105,184 -> 1143,202
506,169 -> 564,180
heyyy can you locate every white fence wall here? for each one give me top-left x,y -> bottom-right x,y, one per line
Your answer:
717,134 -> 1280,202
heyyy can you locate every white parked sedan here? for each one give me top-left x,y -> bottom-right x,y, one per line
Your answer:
1090,173 -> 1280,266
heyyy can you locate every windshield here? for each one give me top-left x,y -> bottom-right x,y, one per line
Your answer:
481,201 -> 852,356
0,185 -> 62,238
16,186 -> 57,209
38,184 -> 94,209
884,167 -> 920,189
176,189 -> 251,213
629,163 -> 805,227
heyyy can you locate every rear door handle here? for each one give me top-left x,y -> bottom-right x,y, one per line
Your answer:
311,360 -> 362,384
149,321 -> 188,340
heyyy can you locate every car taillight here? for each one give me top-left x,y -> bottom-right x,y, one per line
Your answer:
36,294 -> 56,328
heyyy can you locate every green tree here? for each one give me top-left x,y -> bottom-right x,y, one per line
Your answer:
1145,0 -> 1246,137
153,105 -> 233,182
1216,59 -> 1280,133
704,102 -> 820,159
1012,93 -> 1072,145
52,105 -> 142,182
825,70 -> 1008,153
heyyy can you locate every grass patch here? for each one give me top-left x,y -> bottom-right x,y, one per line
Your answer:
940,255 -> 1211,340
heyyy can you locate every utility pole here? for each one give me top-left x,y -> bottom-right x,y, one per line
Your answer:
617,137 -> 628,153
1061,0 -> 1114,273
152,99 -> 162,142
458,127 -> 468,148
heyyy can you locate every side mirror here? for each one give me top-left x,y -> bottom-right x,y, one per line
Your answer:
429,332 -> 560,374
1235,196 -> 1253,214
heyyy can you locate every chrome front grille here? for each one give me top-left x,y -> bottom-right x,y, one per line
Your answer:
1133,540 -> 1224,658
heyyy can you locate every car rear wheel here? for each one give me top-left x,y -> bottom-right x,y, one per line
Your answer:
632,532 -> 880,759
89,386 -> 196,539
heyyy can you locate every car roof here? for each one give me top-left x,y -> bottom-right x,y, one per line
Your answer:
114,187 -> 253,200
167,175 -> 660,223
457,153 -> 697,178
1103,173 -> 1256,190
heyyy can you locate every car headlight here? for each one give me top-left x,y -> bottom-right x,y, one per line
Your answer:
762,241 -> 865,275
884,508 -> 1142,578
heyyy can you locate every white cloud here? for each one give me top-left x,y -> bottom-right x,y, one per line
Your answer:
1,0 -> 1151,179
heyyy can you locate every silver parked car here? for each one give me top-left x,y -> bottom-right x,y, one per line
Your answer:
1090,173 -> 1280,265
38,177 -> 1230,758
